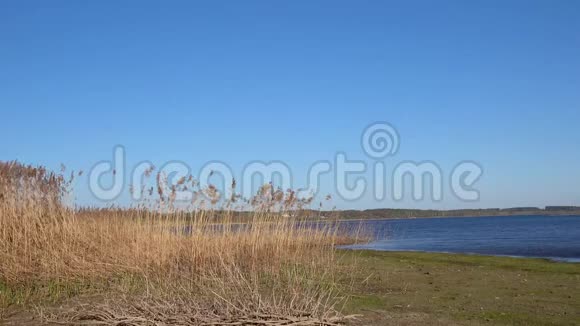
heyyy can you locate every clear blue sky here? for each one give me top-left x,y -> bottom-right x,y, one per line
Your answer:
1,1 -> 579,209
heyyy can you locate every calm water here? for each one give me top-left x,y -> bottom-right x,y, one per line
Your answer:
340,215 -> 580,262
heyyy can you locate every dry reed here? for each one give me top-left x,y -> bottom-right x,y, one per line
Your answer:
0,161 -> 355,325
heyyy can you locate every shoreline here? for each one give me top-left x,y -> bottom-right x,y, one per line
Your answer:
338,247 -> 580,264
197,213 -> 580,227
342,250 -> 580,325
331,212 -> 580,223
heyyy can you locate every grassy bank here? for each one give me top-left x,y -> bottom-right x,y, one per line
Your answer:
3,250 -> 578,325
340,250 -> 580,325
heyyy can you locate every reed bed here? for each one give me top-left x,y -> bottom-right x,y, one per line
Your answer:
0,161 -> 358,325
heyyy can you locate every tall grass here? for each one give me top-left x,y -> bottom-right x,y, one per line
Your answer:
0,161 -> 355,324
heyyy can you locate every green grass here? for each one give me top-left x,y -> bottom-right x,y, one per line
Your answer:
2,251 -> 579,325
338,250 -> 580,325
0,274 -> 148,314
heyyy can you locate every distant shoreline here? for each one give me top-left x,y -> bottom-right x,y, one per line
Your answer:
183,208 -> 580,223
314,207 -> 580,221
331,213 -> 580,223
334,213 -> 580,222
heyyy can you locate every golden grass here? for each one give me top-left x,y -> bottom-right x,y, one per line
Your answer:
0,161 -> 358,324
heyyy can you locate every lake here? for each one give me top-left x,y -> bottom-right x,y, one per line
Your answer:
340,215 -> 580,262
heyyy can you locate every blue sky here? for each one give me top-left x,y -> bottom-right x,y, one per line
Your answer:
1,1 -> 579,209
